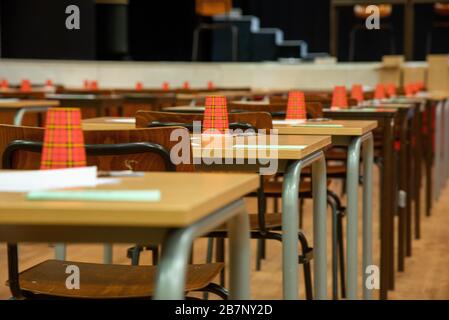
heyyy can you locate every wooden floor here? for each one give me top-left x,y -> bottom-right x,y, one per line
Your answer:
0,168 -> 448,300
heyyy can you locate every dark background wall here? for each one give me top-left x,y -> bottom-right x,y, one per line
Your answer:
0,0 -> 96,59
0,0 -> 447,61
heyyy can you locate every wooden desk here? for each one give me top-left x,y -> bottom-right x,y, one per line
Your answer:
330,0 -> 449,60
0,99 -> 60,125
0,172 -> 258,300
274,119 -> 377,300
46,94 -> 124,118
80,118 -> 332,300
366,102 -> 420,273
193,133 -> 331,300
323,108 -> 397,300
82,117 -> 136,131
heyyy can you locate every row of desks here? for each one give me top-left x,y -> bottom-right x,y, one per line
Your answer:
1,90 -> 449,299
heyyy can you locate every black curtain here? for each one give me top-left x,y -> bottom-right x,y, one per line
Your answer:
0,0 -> 95,60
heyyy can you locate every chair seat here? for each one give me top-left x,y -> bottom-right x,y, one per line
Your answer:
249,213 -> 282,229
263,180 -> 314,196
11,260 -> 223,299
302,165 -> 346,177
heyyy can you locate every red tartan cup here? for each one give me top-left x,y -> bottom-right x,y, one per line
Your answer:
351,84 -> 364,104
331,86 -> 348,109
40,108 -> 87,169
286,91 -> 307,120
0,79 -> 8,89
203,96 -> 229,134
135,82 -> 144,91
374,84 -> 386,100
386,84 -> 397,98
20,79 -> 31,92
162,81 -> 170,91
183,81 -> 190,90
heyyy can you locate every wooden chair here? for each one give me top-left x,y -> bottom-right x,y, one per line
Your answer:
192,0 -> 238,61
0,124 -> 227,300
135,110 -> 346,300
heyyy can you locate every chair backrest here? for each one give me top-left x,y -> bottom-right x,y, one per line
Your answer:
0,125 -> 193,172
196,0 -> 232,17
135,110 -> 273,131
354,4 -> 392,19
229,101 -> 324,119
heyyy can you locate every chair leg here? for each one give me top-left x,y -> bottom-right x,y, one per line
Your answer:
127,245 -> 142,266
203,238 -> 215,300
327,195 -> 339,300
338,211 -> 346,299
196,283 -> 229,300
298,232 -> 313,300
256,239 -> 263,271
328,190 -> 347,299
192,27 -> 201,61
216,238 -> 225,286
230,25 -> 239,61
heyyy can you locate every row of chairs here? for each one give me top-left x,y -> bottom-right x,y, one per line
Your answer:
2,103 -> 349,300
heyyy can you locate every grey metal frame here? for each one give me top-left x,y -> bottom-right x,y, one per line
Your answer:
154,198 -> 250,299
282,150 -> 328,300
13,106 -> 52,126
330,132 -> 374,300
434,100 -> 444,201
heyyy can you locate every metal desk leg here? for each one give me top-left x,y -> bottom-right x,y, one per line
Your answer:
282,160 -> 301,300
346,136 -> 362,299
282,151 -> 327,300
434,102 -> 443,201
14,107 -> 52,126
154,199 -> 250,300
362,134 -> 374,300
55,244 -> 66,260
311,152 -> 328,300
103,244 -> 113,264
228,207 -> 251,299
443,100 -> 449,187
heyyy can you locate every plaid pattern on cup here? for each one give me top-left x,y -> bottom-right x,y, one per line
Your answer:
386,84 -> 397,98
374,84 -> 386,100
162,82 -> 170,91
40,108 -> 87,169
20,79 -> 31,92
0,79 -> 8,89
332,86 -> 348,108
286,91 -> 307,120
203,96 -> 229,134
351,84 -> 364,103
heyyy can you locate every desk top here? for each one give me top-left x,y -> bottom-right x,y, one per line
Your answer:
0,172 -> 259,228
274,120 -> 377,136
81,118 -> 331,160
46,93 -> 123,101
82,117 -> 136,130
0,99 -> 60,109
192,134 -> 331,160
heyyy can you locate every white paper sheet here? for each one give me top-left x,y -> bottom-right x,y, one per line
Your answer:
106,118 -> 136,124
272,120 -> 306,125
233,145 -> 306,150
0,167 -> 119,192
